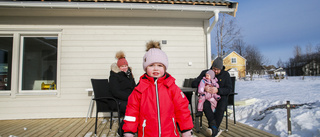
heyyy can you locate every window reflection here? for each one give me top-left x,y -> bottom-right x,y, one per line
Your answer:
0,37 -> 13,91
22,37 -> 57,90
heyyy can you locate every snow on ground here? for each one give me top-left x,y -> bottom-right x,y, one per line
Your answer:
233,76 -> 320,137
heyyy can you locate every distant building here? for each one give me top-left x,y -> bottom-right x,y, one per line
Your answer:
213,51 -> 246,79
274,67 -> 286,76
227,68 -> 239,79
286,52 -> 320,76
302,60 -> 320,76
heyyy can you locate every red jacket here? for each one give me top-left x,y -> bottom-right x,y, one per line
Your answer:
123,73 -> 193,137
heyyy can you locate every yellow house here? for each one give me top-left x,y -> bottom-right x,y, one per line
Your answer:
221,51 -> 246,79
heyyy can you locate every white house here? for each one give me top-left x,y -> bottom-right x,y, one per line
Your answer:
0,0 -> 238,120
274,67 -> 286,76
227,68 -> 239,80
302,60 -> 320,76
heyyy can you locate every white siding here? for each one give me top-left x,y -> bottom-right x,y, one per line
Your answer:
0,16 -> 207,119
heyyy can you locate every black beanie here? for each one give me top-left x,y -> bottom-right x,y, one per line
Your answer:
211,57 -> 223,70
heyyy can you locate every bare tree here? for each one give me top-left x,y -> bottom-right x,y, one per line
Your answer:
293,45 -> 302,59
245,45 -> 264,80
231,38 -> 246,56
277,58 -> 284,68
213,13 -> 241,57
211,53 -> 216,61
315,43 -> 320,53
305,43 -> 313,58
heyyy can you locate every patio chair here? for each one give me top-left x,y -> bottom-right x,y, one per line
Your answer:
183,78 -> 196,121
225,76 -> 238,131
91,79 -> 121,135
197,77 -> 237,132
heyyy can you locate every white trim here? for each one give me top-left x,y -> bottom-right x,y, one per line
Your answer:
124,116 -> 136,122
231,57 -> 237,64
15,33 -> 60,96
0,2 -> 237,14
206,10 -> 219,68
0,29 -> 63,32
180,92 -> 185,98
204,20 -> 211,68
0,34 -> 13,37
56,32 -> 62,98
18,35 -> 24,93
11,33 -> 20,98
0,92 -> 11,96
17,91 -> 57,96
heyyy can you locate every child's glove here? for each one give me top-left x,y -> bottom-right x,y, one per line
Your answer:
123,133 -> 135,137
181,130 -> 193,137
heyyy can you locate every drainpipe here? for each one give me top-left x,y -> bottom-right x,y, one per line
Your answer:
206,10 -> 219,68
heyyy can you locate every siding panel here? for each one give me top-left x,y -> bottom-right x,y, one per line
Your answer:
0,16 -> 207,119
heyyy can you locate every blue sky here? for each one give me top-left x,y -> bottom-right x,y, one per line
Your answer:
211,0 -> 320,66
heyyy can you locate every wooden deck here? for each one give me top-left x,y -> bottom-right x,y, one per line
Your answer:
193,117 -> 278,137
0,116 -> 278,137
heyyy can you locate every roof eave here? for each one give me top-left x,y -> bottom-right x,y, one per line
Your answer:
0,1 -> 238,17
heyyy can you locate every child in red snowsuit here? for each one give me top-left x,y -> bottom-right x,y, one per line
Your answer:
122,41 -> 194,137
196,70 -> 220,117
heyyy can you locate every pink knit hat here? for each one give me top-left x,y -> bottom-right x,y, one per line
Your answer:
115,51 -> 128,67
117,58 -> 128,67
143,41 -> 168,71
206,70 -> 215,79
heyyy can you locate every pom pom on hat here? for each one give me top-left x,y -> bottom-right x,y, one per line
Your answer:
146,40 -> 161,51
143,41 -> 168,71
115,51 -> 128,67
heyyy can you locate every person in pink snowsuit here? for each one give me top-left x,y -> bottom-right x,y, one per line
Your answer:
196,70 -> 220,117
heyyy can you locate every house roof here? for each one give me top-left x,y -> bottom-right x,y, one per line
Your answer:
0,0 -> 238,18
222,51 -> 246,61
274,67 -> 285,72
6,0 -> 236,6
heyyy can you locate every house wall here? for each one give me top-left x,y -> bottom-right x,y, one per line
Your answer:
228,68 -> 239,80
302,61 -> 320,76
274,71 -> 286,76
0,16 -> 207,119
223,52 -> 246,78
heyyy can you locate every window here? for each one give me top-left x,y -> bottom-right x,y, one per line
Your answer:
0,32 -> 59,95
20,36 -> 58,91
231,57 -> 237,64
0,37 -> 13,91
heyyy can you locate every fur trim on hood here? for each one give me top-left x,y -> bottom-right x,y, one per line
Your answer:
111,63 -> 121,73
111,63 -> 132,74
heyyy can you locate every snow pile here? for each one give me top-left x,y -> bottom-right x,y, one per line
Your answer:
234,76 -> 320,137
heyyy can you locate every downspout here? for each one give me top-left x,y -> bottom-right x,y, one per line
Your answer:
206,10 -> 219,68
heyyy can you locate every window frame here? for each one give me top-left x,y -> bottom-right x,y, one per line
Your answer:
231,57 -> 237,64
0,34 -> 13,95
0,30 -> 61,97
19,35 -> 59,95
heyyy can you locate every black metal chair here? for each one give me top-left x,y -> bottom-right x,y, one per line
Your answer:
225,76 -> 237,131
197,77 -> 237,131
183,78 -> 196,121
91,79 -> 121,135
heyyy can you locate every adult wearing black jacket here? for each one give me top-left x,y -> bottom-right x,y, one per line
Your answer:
109,51 -> 136,116
109,51 -> 136,137
109,64 -> 136,115
192,57 -> 232,137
